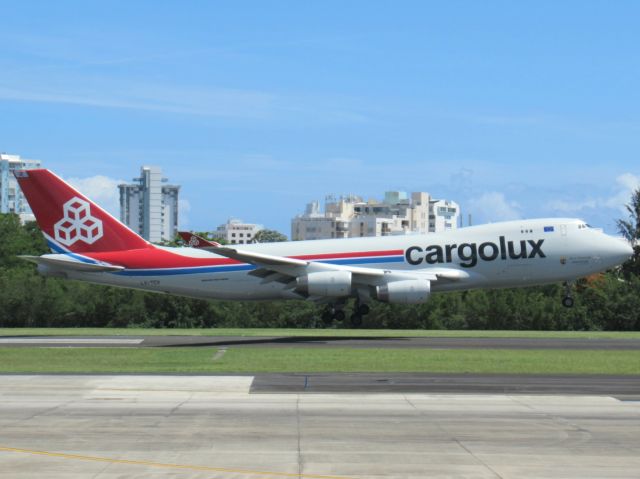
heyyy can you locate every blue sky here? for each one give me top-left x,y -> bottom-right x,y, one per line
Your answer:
1,1 -> 639,235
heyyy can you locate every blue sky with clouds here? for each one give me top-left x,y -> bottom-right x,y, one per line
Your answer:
1,1 -> 639,235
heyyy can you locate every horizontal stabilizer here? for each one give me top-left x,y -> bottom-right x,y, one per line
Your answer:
19,254 -> 124,273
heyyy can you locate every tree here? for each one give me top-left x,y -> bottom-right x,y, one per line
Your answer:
0,215 -> 48,268
252,229 -> 287,243
616,188 -> 640,277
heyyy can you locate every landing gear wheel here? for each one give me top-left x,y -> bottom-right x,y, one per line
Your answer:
321,306 -> 345,325
561,281 -> 575,308
350,314 -> 363,327
357,304 -> 370,315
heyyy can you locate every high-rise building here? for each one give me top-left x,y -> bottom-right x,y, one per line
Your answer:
0,153 -> 42,223
291,191 -> 460,241
119,166 -> 180,242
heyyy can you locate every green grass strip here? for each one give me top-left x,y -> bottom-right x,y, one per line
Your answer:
1,348 -> 639,375
2,328 -> 640,339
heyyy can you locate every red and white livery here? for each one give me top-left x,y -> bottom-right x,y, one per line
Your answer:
16,169 -> 633,320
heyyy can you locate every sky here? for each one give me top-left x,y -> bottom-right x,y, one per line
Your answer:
1,1 -> 639,236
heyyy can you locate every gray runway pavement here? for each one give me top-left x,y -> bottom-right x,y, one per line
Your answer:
2,372 -> 639,397
2,334 -> 640,349
250,372 -> 640,398
1,375 -> 639,479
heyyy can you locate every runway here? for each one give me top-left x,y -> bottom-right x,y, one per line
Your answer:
1,375 -> 639,478
250,372 -> 640,398
2,335 -> 640,349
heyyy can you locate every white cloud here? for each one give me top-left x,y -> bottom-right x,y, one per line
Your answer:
546,198 -> 598,213
0,83 -> 274,119
604,173 -> 640,211
67,175 -> 123,217
470,192 -> 522,222
0,68 -> 369,124
616,172 -> 640,191
546,172 -> 640,215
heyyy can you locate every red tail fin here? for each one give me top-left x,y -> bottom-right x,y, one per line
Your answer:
15,169 -> 151,253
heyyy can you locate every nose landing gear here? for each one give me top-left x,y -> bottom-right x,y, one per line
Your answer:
562,282 -> 575,308
561,296 -> 575,308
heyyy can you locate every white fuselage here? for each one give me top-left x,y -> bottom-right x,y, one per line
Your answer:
60,218 -> 631,301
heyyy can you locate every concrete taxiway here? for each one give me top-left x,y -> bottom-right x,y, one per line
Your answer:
2,335 -> 639,349
1,375 -> 640,478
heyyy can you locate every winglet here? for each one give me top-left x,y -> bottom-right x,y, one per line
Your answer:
178,231 -> 221,248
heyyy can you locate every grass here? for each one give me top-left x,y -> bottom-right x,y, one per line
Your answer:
1,347 -> 639,375
2,328 -> 640,339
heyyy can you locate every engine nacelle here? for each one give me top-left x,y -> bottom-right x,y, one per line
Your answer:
296,271 -> 352,297
376,279 -> 431,304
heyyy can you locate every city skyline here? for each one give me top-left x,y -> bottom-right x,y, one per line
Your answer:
8,155 -> 638,238
1,2 -> 639,235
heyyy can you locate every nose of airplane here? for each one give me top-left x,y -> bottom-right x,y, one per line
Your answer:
605,237 -> 634,264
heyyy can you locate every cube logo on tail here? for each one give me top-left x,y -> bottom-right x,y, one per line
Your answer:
188,236 -> 200,247
53,197 -> 104,246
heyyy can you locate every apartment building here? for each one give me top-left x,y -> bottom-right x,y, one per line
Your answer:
119,166 -> 180,242
292,191 -> 459,240
0,153 -> 42,223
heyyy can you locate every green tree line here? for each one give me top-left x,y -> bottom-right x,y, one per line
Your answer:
1,205 -> 639,331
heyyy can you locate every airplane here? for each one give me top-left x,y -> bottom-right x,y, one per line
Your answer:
15,169 -> 633,324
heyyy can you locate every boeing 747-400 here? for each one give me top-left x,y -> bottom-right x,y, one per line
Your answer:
15,169 -> 633,323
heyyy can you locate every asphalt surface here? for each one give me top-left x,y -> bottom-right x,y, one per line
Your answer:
2,375 -> 640,478
0,371 -> 637,397
2,334 -> 640,349
250,372 -> 640,399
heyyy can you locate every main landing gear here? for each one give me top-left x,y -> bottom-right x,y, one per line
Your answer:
349,300 -> 370,327
321,307 -> 344,325
562,281 -> 575,308
321,299 -> 371,327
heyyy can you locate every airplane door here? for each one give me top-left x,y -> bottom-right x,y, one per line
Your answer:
560,224 -> 568,236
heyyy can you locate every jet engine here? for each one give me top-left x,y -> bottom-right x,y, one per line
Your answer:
376,279 -> 431,304
296,271 -> 352,297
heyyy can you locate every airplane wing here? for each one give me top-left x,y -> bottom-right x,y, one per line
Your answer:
210,246 -> 469,291
19,254 -> 125,272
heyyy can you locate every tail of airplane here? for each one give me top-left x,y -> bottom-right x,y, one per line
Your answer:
15,169 -> 152,254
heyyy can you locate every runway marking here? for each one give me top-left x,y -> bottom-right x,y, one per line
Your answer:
0,338 -> 143,344
0,446 -> 353,479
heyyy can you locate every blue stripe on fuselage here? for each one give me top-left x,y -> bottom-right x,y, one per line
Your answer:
114,255 -> 405,277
